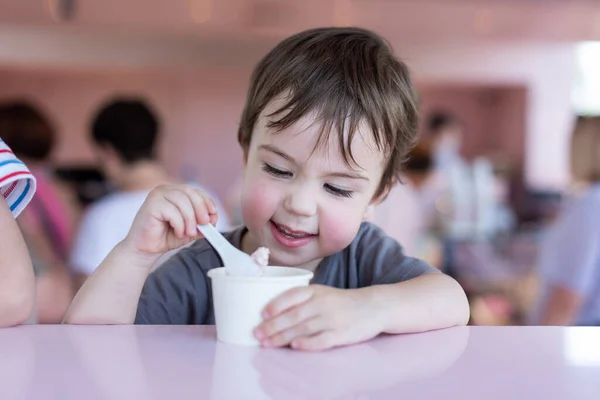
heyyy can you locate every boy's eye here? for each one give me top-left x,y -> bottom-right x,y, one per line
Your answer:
324,184 -> 354,198
262,163 -> 293,178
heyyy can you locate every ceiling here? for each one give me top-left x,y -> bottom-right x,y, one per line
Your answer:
0,0 -> 597,70
0,0 -> 599,43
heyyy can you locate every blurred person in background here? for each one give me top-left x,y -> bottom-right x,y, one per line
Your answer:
421,110 -> 474,241
421,111 -> 504,275
369,142 -> 443,268
70,98 -> 230,288
531,116 -> 600,326
0,101 -> 79,323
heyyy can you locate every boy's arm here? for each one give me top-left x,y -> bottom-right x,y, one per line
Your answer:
66,239 -> 212,325
362,272 -> 469,334
358,224 -> 469,332
63,241 -> 156,324
256,223 -> 469,350
256,272 -> 468,350
64,184 -> 217,325
0,199 -> 35,326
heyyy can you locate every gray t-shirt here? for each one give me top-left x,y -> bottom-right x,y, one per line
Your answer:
135,222 -> 438,325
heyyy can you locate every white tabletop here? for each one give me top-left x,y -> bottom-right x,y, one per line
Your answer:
0,325 -> 599,399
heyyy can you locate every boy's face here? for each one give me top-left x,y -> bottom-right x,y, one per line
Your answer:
240,98 -> 387,269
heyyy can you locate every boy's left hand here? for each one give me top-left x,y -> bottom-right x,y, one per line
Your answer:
254,285 -> 383,351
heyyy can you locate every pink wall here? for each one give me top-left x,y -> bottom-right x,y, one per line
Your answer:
418,84 -> 527,169
0,39 -> 576,196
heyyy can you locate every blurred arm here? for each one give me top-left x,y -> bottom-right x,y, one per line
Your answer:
0,199 -> 35,326
538,285 -> 583,326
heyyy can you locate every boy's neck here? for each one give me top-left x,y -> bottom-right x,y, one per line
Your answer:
118,161 -> 173,192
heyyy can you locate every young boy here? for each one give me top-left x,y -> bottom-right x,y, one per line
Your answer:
0,138 -> 36,326
65,27 -> 470,350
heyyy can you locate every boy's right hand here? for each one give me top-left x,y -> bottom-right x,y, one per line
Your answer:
121,185 -> 218,263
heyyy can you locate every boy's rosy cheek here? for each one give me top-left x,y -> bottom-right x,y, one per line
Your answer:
318,210 -> 361,253
241,183 -> 280,225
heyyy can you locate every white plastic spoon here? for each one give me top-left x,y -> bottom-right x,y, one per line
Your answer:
196,223 -> 262,276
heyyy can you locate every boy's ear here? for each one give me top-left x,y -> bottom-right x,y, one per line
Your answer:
362,184 -> 392,221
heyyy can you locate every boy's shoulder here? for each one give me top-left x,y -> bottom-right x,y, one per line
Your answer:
355,220 -> 387,238
317,221 -> 436,288
350,221 -> 403,252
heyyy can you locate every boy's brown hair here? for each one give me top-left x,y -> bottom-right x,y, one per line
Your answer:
238,27 -> 419,198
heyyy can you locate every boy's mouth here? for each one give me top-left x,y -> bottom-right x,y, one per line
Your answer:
270,221 -> 317,248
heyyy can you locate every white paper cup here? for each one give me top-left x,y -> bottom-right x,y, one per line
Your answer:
207,266 -> 314,346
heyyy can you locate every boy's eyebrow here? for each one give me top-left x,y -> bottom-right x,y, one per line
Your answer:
259,144 -> 297,164
327,171 -> 370,181
259,144 -> 369,181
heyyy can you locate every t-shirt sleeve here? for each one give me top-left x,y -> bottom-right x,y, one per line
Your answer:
0,139 -> 36,218
135,248 -> 211,325
356,222 -> 439,286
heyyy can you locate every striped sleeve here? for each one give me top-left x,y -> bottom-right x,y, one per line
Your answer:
0,139 -> 36,218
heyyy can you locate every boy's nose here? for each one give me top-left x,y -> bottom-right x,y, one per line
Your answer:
283,186 -> 317,217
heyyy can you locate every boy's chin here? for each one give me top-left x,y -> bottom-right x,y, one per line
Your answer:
267,249 -> 317,269
267,252 -> 299,267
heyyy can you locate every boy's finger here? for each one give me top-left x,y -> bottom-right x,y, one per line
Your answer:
255,301 -> 318,339
209,213 -> 219,227
161,201 -> 186,239
181,186 -> 212,224
262,287 -> 314,320
204,196 -> 218,215
260,315 -> 324,348
164,190 -> 201,237
290,330 -> 338,351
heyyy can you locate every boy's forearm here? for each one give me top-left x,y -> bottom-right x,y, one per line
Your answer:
364,273 -> 470,334
63,241 -> 157,325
